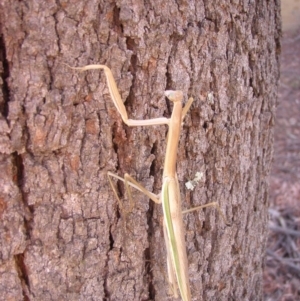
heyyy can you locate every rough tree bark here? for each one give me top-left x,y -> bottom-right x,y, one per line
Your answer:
0,1 -> 280,301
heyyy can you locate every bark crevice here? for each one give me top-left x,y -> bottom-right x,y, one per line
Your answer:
14,254 -> 31,301
0,31 -> 10,117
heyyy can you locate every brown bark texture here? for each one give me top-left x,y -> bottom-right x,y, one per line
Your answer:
0,1 -> 280,301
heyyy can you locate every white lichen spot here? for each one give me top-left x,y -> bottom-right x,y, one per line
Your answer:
207,92 -> 214,104
194,172 -> 203,182
185,172 -> 204,191
185,181 -> 195,190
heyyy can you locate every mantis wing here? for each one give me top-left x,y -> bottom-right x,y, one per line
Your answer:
162,177 -> 191,301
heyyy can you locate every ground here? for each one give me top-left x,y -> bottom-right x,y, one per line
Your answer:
263,5 -> 300,300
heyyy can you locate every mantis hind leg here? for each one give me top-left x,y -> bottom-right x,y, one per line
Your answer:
182,202 -> 230,226
107,171 -> 160,216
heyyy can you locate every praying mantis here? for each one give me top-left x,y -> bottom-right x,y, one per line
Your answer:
67,63 -> 228,301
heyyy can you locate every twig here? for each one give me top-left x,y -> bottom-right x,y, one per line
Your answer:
269,225 -> 300,237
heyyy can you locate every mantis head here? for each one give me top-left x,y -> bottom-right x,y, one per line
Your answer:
164,90 -> 184,103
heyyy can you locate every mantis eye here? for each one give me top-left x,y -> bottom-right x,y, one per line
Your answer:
164,90 -> 183,102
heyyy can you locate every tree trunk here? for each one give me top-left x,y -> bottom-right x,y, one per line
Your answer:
0,1 -> 280,301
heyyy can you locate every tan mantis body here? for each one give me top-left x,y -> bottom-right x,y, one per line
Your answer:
161,90 -> 191,300
68,64 -> 227,301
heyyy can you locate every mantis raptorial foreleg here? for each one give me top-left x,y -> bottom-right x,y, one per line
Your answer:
68,63 -> 229,301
